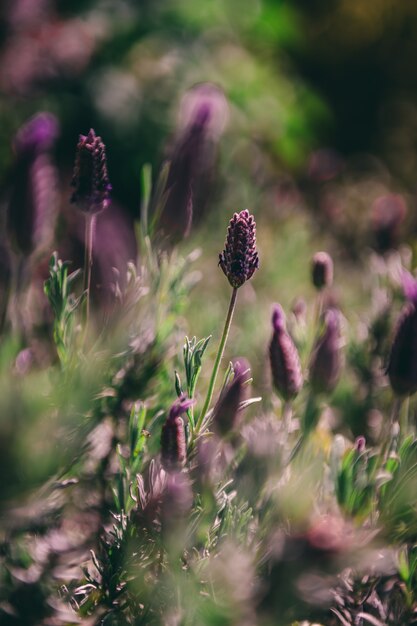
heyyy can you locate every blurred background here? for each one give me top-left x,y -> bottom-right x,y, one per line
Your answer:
2,0 -> 417,241
2,0 -> 417,371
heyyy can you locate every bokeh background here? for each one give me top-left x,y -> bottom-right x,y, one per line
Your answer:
2,0 -> 417,496
3,0 -> 417,246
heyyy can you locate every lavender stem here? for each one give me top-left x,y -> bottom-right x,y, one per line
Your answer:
195,287 -> 238,434
83,213 -> 96,330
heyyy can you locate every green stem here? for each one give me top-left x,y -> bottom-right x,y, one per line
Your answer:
382,396 -> 403,463
282,401 -> 292,434
83,213 -> 96,331
195,287 -> 238,433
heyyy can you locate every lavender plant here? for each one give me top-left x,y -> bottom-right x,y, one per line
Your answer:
6,121 -> 417,626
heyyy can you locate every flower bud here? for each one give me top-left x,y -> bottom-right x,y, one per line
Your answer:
70,128 -> 111,214
219,210 -> 259,289
370,194 -> 406,253
269,304 -> 303,401
311,251 -> 333,290
161,395 -> 193,470
212,358 -> 251,436
309,308 -> 343,394
355,436 -> 366,453
387,301 -> 417,396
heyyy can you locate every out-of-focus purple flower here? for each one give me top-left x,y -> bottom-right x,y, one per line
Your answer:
355,436 -> 366,453
311,251 -> 333,290
160,471 -> 193,534
269,304 -> 303,402
212,358 -> 251,436
307,149 -> 345,183
0,241 -> 12,331
70,129 -> 111,214
370,194 -> 406,253
386,270 -> 417,396
387,302 -> 417,397
161,395 -> 194,470
14,112 -> 59,154
309,308 -> 343,394
159,83 -> 228,242
7,113 -> 59,256
6,0 -> 50,29
401,269 -> 417,305
219,210 -> 259,289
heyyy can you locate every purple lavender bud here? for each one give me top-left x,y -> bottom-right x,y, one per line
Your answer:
8,113 -> 59,256
212,357 -> 251,436
219,210 -> 259,289
161,395 -> 194,470
269,304 -> 303,401
14,112 -> 59,154
309,308 -> 343,394
401,269 -> 417,305
311,251 -> 333,290
387,301 -> 417,397
160,471 -> 193,529
160,85 -> 226,242
355,436 -> 366,453
70,129 -> 111,214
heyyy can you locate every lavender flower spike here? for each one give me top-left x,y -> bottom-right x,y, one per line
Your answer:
311,251 -> 333,290
269,304 -> 303,401
386,272 -> 417,397
161,395 -> 194,470
309,308 -> 343,394
219,210 -> 259,288
213,357 -> 251,436
70,129 -> 111,214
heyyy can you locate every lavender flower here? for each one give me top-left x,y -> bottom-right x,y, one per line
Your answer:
387,273 -> 417,396
269,304 -> 303,401
311,251 -> 333,290
219,210 -> 259,289
309,308 -> 343,394
355,436 -> 366,453
70,129 -> 111,214
212,358 -> 251,436
7,113 -> 59,256
161,395 -> 194,470
160,471 -> 193,531
160,84 -> 228,242
370,194 -> 406,253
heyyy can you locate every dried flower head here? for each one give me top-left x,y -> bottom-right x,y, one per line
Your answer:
161,395 -> 194,470
311,251 -> 333,290
269,304 -> 303,401
309,308 -> 343,394
219,210 -> 259,289
212,357 -> 251,436
70,128 -> 111,214
386,270 -> 417,396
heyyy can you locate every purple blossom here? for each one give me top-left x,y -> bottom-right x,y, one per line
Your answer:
219,210 -> 259,289
212,357 -> 251,436
309,308 -> 343,394
269,304 -> 303,401
161,395 -> 194,470
70,129 -> 111,214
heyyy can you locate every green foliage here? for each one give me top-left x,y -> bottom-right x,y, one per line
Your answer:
43,252 -> 83,368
